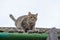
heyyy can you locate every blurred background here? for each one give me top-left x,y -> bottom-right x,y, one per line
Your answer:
0,0 -> 60,29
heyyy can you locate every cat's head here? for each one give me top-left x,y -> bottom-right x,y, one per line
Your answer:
27,12 -> 38,23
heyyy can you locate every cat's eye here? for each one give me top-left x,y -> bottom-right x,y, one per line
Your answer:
30,17 -> 33,18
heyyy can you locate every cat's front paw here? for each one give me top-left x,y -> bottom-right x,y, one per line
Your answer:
17,30 -> 25,33
27,30 -> 38,33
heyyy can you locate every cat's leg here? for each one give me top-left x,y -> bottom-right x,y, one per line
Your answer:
31,24 -> 39,33
27,26 -> 38,33
32,27 -> 38,33
31,24 -> 37,31
16,25 -> 25,33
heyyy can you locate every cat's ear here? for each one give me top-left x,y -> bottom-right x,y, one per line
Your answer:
28,12 -> 31,15
36,13 -> 38,17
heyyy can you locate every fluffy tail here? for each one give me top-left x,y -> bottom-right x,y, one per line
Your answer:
9,14 -> 16,22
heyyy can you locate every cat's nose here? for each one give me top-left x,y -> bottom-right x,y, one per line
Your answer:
32,18 -> 35,20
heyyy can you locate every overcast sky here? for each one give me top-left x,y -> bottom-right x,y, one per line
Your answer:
0,0 -> 60,28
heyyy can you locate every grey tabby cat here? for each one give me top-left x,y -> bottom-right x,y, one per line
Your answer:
9,12 -> 38,32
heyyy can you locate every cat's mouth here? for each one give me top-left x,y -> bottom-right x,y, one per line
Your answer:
29,21 -> 36,24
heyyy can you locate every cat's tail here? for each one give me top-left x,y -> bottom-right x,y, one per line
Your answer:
9,14 -> 16,22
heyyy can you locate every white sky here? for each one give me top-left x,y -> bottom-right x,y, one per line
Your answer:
0,0 -> 60,28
